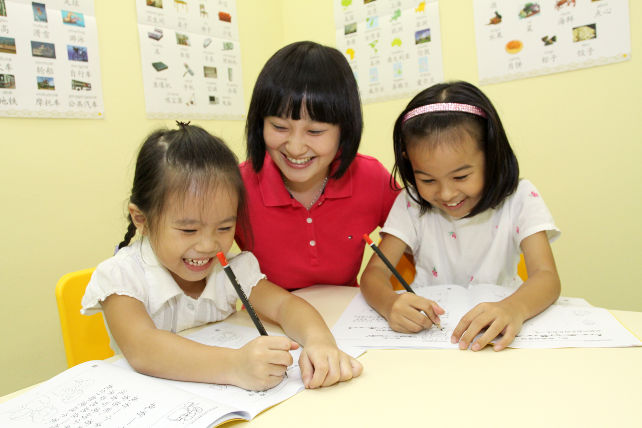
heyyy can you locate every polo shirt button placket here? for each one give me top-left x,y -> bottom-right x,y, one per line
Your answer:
308,216 -> 316,248
305,212 -> 319,262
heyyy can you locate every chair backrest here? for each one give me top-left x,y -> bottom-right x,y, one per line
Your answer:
55,268 -> 114,367
390,253 -> 528,290
390,253 -> 417,290
517,253 -> 528,282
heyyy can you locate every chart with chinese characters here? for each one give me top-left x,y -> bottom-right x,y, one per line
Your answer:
136,0 -> 244,119
334,0 -> 444,104
473,0 -> 631,85
0,0 -> 104,118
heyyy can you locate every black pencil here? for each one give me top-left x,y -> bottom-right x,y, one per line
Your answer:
216,252 -> 268,336
363,234 -> 415,293
363,234 -> 442,330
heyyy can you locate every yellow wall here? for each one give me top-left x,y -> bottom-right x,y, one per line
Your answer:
1,0 -> 640,395
0,1 -> 284,396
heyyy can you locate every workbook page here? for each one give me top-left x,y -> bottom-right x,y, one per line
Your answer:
332,284 -> 642,349
0,360 -> 242,427
331,286 -> 466,349
109,322 -> 303,421
112,322 -> 364,419
149,323 -> 306,420
512,305 -> 642,348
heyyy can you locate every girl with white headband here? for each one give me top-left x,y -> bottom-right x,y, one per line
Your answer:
361,81 -> 561,351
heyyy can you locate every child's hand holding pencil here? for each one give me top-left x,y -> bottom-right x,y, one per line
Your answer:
363,234 -> 445,333
386,292 -> 445,334
216,252 -> 361,390
232,336 -> 299,391
217,252 -> 298,390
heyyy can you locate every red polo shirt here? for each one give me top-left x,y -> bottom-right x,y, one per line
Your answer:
236,153 -> 399,289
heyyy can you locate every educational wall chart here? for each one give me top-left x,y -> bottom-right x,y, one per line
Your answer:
136,0 -> 244,119
334,0 -> 444,104
473,0 -> 631,85
0,0 -> 104,118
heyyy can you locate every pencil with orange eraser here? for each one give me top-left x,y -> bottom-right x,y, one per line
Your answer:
216,252 -> 268,336
363,234 -> 414,293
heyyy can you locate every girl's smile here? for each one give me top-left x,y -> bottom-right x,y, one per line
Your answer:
146,185 -> 238,294
183,257 -> 214,271
443,199 -> 466,210
407,130 -> 485,219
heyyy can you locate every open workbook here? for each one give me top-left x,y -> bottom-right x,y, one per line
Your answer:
0,323 -> 362,427
332,284 -> 642,349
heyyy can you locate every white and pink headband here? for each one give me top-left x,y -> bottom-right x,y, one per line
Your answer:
402,102 -> 487,124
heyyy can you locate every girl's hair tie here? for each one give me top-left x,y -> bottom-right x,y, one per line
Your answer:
176,120 -> 191,129
402,103 -> 487,124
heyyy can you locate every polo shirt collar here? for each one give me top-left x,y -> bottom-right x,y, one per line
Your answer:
139,238 -> 222,315
257,153 -> 353,207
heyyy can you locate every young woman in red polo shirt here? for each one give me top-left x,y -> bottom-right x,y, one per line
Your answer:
235,41 -> 399,290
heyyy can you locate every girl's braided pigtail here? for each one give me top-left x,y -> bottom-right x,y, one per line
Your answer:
117,216 -> 137,251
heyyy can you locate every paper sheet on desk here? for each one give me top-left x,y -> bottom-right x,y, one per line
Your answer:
331,284 -> 642,349
0,360 -> 242,427
110,322 -> 305,422
0,322 -> 365,428
112,322 -> 365,421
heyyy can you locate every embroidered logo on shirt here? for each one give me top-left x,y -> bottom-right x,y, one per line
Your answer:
449,231 -> 457,239
432,267 -> 438,278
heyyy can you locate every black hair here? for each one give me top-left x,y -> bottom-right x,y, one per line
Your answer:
245,41 -> 362,179
392,81 -> 519,217
118,122 -> 250,249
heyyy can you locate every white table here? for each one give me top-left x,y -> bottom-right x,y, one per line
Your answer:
3,285 -> 641,428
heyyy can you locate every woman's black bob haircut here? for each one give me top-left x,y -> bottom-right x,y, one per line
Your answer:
245,41 -> 363,179
392,81 -> 519,217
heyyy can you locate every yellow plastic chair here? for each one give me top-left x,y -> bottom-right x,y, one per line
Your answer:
390,253 -> 417,291
517,253 -> 528,282
390,254 -> 528,290
55,268 -> 114,367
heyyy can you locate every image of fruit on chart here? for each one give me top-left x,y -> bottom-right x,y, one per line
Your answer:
505,40 -> 523,54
